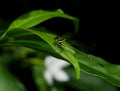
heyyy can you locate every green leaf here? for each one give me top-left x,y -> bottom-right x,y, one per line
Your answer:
0,65 -> 25,91
0,9 -> 79,40
1,9 -> 120,87
1,39 -> 56,57
2,28 -> 120,87
75,51 -> 120,87
66,69 -> 118,91
24,28 -> 80,79
2,28 -> 80,79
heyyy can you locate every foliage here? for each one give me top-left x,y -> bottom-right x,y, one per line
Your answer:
0,9 -> 120,91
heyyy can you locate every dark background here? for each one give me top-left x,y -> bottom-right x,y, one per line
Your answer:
0,0 -> 119,64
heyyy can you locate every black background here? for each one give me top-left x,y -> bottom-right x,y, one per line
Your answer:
0,0 -> 119,64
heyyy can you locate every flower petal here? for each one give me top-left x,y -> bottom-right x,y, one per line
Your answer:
53,69 -> 70,82
44,55 -> 70,85
44,69 -> 53,85
45,56 -> 70,69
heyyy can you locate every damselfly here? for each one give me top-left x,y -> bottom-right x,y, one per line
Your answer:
54,36 -> 103,67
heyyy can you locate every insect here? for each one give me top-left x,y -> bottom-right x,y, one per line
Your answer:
54,36 -> 76,54
54,36 -> 66,46
54,36 -> 103,67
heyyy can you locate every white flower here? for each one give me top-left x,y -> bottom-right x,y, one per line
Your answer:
44,55 -> 70,85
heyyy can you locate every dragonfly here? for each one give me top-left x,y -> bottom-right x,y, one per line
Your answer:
54,36 -> 103,67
